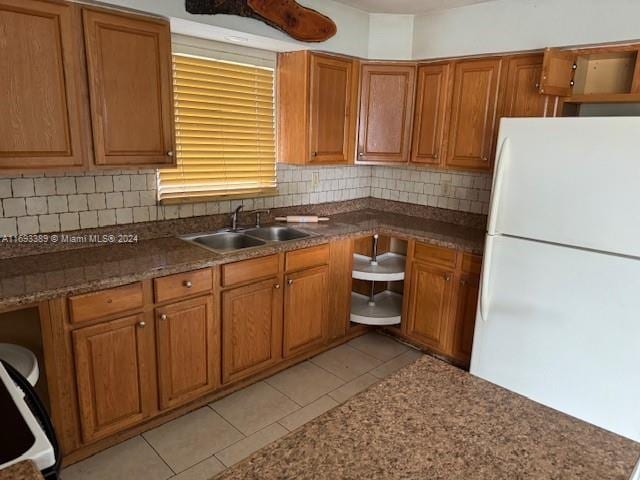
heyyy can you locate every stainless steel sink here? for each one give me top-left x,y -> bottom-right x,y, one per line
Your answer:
243,226 -> 311,242
183,231 -> 266,253
181,225 -> 315,254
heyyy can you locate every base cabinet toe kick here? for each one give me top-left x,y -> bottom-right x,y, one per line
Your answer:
39,239 -> 480,464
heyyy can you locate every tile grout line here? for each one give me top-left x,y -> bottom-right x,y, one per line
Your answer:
140,434 -> 178,477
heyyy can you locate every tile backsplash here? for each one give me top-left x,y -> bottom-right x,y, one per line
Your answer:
0,165 -> 491,235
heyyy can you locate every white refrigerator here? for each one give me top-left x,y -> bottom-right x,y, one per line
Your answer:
470,117 -> 640,443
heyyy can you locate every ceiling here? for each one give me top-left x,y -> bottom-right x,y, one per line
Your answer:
332,0 -> 496,14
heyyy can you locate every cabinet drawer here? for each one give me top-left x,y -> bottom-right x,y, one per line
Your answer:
221,254 -> 279,287
413,242 -> 457,269
285,244 -> 329,272
69,283 -> 144,324
154,268 -> 213,303
461,253 -> 483,275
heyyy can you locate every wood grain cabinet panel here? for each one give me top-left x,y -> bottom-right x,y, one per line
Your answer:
451,273 -> 480,364
411,63 -> 451,165
283,266 -> 329,358
502,54 -> 548,118
327,238 -> 353,340
0,0 -> 90,170
73,313 -> 155,443
445,58 -> 502,171
156,295 -> 218,410
406,261 -> 454,354
82,8 -> 174,167
221,278 -> 283,384
357,64 -> 416,163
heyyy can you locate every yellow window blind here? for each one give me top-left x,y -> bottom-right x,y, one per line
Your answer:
158,54 -> 276,202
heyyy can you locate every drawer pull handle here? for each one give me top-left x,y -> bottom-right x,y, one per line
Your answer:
183,280 -> 193,288
106,298 -> 113,304
138,321 -> 146,328
288,279 -> 293,285
274,284 -> 280,289
160,314 -> 167,321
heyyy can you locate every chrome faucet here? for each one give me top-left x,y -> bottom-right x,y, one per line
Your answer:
230,205 -> 243,231
253,209 -> 270,228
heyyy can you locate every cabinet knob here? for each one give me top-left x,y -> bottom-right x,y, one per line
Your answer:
460,279 -> 467,286
481,156 -> 488,162
167,151 -> 174,157
138,321 -> 146,328
274,284 -> 280,289
433,153 -> 439,159
160,313 -> 167,321
445,274 -> 451,281
288,279 -> 293,285
183,280 -> 193,288
311,151 -> 318,157
569,80 -> 575,86
358,152 -> 364,157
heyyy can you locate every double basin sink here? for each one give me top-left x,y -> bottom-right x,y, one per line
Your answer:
181,226 -> 314,254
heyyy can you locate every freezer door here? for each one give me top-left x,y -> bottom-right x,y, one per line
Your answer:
489,117 -> 640,258
471,234 -> 640,442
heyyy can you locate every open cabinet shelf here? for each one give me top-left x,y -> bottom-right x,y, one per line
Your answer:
350,290 -> 402,326
352,253 -> 406,281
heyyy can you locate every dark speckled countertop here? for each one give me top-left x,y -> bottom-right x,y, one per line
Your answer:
0,207 -> 484,309
216,354 -> 640,480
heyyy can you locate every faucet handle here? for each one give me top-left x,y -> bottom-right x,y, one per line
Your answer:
254,209 -> 270,228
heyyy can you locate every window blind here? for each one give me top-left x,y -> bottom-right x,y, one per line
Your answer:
158,53 -> 276,202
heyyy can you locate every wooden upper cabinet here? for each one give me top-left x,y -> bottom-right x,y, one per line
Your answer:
277,51 -> 357,165
411,63 -> 451,165
155,295 -> 219,410
0,0 -> 91,171
445,57 -> 502,171
221,277 -> 283,384
283,265 -> 329,358
357,63 -> 416,163
73,313 -> 155,443
309,54 -> 356,164
82,8 -> 175,167
502,54 -> 549,118
539,48 -> 577,97
406,260 -> 454,354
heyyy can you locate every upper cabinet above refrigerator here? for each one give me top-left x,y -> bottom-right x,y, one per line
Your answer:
0,0 -> 176,173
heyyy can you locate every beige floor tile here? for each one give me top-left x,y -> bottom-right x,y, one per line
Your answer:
216,423 -> 288,467
278,395 -> 339,432
327,373 -> 379,404
61,436 -> 173,480
370,349 -> 423,379
348,332 -> 409,361
265,360 -> 344,406
311,344 -> 383,381
171,456 -> 226,480
209,381 -> 299,435
143,407 -> 243,473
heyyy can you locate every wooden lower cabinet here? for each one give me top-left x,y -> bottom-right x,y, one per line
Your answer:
72,313 -> 155,443
283,265 -> 329,358
405,261 -> 454,354
221,277 -> 283,384
451,273 -> 480,364
155,295 -> 218,410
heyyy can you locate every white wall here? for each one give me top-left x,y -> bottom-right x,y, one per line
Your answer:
101,0 -> 370,57
368,14 -> 414,60
412,0 -> 640,59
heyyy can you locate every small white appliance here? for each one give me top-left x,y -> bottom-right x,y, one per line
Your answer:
470,117 -> 640,443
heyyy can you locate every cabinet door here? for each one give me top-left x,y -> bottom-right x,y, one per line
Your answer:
283,266 -> 329,358
73,313 -> 155,443
309,54 -> 355,164
451,273 -> 480,365
222,278 -> 283,384
327,238 -> 353,340
445,58 -> 502,171
411,63 -> 451,165
406,261 -> 454,353
502,55 -> 548,118
156,295 -> 218,410
539,48 -> 577,97
0,0 -> 90,170
357,64 -> 416,163
82,8 -> 174,167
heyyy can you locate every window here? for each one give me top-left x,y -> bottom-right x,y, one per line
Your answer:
158,39 -> 276,202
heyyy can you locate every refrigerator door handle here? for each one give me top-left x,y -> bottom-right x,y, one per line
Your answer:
487,137 -> 511,235
479,235 -> 494,322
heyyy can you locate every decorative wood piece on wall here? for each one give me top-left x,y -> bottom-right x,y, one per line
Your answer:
185,0 -> 337,42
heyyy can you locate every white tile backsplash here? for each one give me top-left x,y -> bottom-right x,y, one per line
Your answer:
0,164 -> 491,235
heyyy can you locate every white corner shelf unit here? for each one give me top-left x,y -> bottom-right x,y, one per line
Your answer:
350,234 -> 406,327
